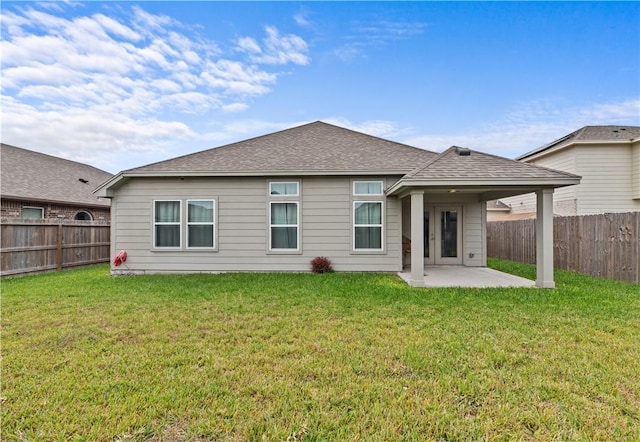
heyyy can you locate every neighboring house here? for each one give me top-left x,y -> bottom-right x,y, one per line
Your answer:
486,200 -> 516,221
95,121 -> 580,287
494,126 -> 640,219
1,143 -> 112,222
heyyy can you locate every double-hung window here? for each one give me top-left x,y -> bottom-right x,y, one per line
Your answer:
154,200 -> 181,248
187,199 -> 215,248
354,202 -> 383,250
269,181 -> 299,251
353,181 -> 384,251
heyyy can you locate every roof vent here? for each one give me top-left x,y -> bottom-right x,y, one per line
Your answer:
455,147 -> 471,156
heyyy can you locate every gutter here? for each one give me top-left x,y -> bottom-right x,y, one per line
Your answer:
94,168 -> 413,197
385,177 -> 581,196
1,194 -> 111,208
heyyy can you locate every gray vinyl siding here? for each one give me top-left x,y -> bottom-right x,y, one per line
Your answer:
503,143 -> 640,216
502,147 -> 579,216
574,144 -> 640,214
110,175 -> 404,274
462,202 -> 485,267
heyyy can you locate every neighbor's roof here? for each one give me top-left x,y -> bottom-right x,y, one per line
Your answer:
1,143 -> 112,207
129,121 -> 438,174
518,125 -> 640,160
486,200 -> 511,211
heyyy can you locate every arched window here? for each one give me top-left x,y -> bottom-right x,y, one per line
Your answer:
75,211 -> 93,221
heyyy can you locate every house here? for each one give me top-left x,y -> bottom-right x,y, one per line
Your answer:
95,121 -> 580,287
1,143 -> 112,222
494,126 -> 640,219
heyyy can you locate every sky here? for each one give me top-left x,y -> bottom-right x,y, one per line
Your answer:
1,1 -> 639,174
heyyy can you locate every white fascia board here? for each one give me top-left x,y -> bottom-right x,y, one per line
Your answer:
93,169 -> 409,196
1,193 -> 111,208
386,177 -> 581,196
519,139 -> 636,162
93,172 -> 125,197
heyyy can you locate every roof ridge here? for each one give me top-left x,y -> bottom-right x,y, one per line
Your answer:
124,121 -> 438,173
517,125 -> 640,160
122,121 -> 320,172
517,127 -> 583,160
318,121 -> 440,155
1,143 -> 112,175
404,146 -> 457,178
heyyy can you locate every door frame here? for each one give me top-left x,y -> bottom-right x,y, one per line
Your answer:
425,206 -> 463,265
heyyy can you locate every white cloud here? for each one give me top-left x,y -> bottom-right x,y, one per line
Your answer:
294,11 -> 312,28
1,4 -> 311,171
92,13 -> 141,41
333,19 -> 428,62
332,44 -> 363,63
197,119 -> 309,146
579,99 -> 640,122
404,98 -> 640,158
0,96 -> 194,172
237,36 -> 262,54
237,26 -> 310,66
221,103 -> 249,113
356,20 -> 427,41
131,6 -> 176,34
324,117 -> 410,140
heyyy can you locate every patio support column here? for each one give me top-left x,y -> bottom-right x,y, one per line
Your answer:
410,191 -> 426,287
536,188 -> 555,288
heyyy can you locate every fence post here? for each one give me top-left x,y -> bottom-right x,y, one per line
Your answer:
57,223 -> 63,271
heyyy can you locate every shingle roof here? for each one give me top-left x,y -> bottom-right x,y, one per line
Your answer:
403,146 -> 580,181
487,200 -> 510,211
1,143 -> 112,207
518,125 -> 640,160
128,121 -> 438,174
96,121 -> 582,197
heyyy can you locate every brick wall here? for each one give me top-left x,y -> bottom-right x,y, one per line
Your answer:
1,198 -> 110,222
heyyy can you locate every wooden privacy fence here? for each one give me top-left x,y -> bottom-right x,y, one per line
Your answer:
1,220 -> 110,277
487,212 -> 639,284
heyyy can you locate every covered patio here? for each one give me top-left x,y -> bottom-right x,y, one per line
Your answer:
398,265 -> 535,288
387,146 -> 581,288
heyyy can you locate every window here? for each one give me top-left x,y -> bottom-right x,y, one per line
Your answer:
353,201 -> 383,250
270,202 -> 298,250
22,207 -> 44,219
187,200 -> 215,248
75,211 -> 92,221
354,181 -> 383,196
270,182 -> 299,196
352,180 -> 384,252
154,200 -> 181,248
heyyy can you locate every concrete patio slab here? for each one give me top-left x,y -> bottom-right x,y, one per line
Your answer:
398,266 -> 535,288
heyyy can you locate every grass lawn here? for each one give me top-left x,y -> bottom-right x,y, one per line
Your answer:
2,260 -> 639,441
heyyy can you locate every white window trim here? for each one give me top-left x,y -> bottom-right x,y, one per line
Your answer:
153,199 -> 182,249
186,199 -> 216,250
353,180 -> 384,196
352,200 -> 384,252
269,181 -> 300,197
269,201 -> 300,252
22,206 -> 44,219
